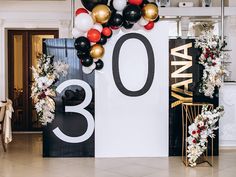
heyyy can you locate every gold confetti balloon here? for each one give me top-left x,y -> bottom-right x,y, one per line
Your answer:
92,5 -> 111,24
142,3 -> 159,21
90,44 -> 105,59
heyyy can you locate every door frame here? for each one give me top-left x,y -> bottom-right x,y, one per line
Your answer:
8,30 -> 28,130
8,29 -> 59,131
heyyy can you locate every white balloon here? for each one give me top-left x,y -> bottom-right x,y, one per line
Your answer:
72,28 -> 84,38
116,11 -> 123,15
113,0 -> 127,11
82,66 -> 94,74
75,13 -> 94,32
89,62 -> 96,70
93,23 -> 103,33
138,17 -> 149,26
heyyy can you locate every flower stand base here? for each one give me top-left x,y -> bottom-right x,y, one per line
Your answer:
182,103 -> 214,167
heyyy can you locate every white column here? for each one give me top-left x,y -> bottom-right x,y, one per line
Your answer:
59,20 -> 71,38
225,16 -> 236,81
181,17 -> 190,38
220,83 -> 236,147
0,19 -> 6,101
230,16 -> 236,81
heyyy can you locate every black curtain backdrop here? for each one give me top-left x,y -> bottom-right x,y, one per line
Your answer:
43,39 -> 95,157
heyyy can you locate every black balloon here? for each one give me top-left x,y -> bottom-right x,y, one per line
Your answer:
122,20 -> 134,29
109,13 -> 124,27
95,59 -> 104,70
153,15 -> 160,23
97,35 -> 107,45
109,0 -> 116,12
141,0 -> 149,7
77,50 -> 89,59
102,22 -> 109,28
123,5 -> 141,23
150,2 -> 158,6
81,0 -> 108,11
81,57 -> 93,67
74,37 -> 91,52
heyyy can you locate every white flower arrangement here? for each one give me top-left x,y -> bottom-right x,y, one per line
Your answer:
31,54 -> 69,125
195,30 -> 229,98
187,105 -> 224,167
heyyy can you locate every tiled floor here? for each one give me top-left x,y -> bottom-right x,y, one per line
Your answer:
0,134 -> 236,177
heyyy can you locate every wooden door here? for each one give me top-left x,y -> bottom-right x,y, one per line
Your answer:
8,30 -> 59,131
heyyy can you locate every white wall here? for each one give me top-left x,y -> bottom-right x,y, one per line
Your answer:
0,0 -> 80,100
224,16 -> 236,81
169,0 -> 229,7
220,83 -> 236,147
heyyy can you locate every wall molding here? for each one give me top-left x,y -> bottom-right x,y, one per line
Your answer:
220,140 -> 236,148
0,9 -> 71,100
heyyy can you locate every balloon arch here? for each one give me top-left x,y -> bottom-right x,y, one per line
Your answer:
72,0 -> 160,74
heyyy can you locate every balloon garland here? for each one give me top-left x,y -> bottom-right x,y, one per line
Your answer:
73,0 -> 160,74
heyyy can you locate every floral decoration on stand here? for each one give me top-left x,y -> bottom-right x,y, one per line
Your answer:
195,30 -> 229,98
187,105 -> 224,167
31,54 -> 69,125
72,0 -> 160,74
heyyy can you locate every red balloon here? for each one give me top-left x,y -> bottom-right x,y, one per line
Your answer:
144,21 -> 154,30
102,27 -> 112,37
87,29 -> 101,43
75,8 -> 88,16
128,0 -> 143,6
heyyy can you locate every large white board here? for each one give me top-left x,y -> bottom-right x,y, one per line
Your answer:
95,22 -> 169,157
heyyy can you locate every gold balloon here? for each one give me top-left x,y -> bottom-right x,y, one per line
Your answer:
92,5 -> 111,24
90,44 -> 104,59
142,4 -> 159,21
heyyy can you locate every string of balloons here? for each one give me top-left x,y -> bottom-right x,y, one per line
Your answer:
72,0 -> 160,74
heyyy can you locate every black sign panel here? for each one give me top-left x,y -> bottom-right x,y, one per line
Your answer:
169,39 -> 219,156
43,39 -> 95,157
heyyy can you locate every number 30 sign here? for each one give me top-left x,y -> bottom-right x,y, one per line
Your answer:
48,22 -> 169,157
